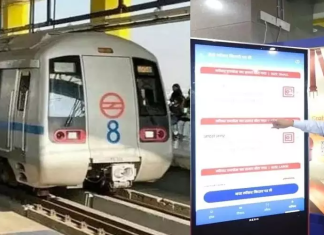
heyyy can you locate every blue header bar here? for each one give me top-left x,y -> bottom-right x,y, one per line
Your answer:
195,44 -> 305,70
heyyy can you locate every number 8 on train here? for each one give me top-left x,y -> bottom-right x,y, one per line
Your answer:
107,120 -> 120,144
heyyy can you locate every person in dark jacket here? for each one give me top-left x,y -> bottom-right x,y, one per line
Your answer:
170,84 -> 184,105
169,84 -> 185,139
170,96 -> 184,125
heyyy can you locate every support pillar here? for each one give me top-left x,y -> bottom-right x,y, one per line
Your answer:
90,0 -> 131,40
191,0 -> 314,43
2,0 -> 30,34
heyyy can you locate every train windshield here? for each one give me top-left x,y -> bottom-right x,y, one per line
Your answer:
48,56 -> 85,122
132,58 -> 167,116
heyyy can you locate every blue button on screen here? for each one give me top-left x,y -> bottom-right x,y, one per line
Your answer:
204,184 -> 299,203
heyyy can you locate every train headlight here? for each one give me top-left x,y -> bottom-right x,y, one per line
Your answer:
157,130 -> 165,139
53,129 -> 86,143
67,131 -> 78,139
140,128 -> 167,142
56,131 -> 65,140
145,131 -> 154,138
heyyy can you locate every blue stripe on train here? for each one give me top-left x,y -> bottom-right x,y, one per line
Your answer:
0,121 -> 44,135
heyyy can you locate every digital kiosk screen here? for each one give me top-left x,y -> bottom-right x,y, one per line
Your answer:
191,39 -> 309,235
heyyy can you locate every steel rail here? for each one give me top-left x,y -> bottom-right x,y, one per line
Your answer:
113,189 -> 190,220
0,185 -> 165,235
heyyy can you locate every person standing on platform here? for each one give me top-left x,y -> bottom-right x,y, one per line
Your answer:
169,84 -> 185,139
170,83 -> 185,106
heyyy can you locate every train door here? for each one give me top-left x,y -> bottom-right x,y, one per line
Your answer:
0,69 -> 18,152
82,56 -> 140,163
131,58 -> 173,181
12,70 -> 31,152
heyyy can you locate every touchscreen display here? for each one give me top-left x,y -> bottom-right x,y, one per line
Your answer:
193,41 -> 307,226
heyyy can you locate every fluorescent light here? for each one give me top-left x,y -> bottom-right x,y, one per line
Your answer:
268,48 -> 277,55
269,51 -> 277,55
205,0 -> 223,10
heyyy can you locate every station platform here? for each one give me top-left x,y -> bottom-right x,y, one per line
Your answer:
0,208 -> 61,235
172,120 -> 190,170
173,139 -> 190,170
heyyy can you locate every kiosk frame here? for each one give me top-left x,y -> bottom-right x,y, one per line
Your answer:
190,38 -> 309,235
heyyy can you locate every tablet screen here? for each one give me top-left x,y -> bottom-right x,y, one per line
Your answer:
191,39 -> 309,230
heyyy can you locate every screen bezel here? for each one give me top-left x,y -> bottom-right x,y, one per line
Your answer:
190,38 -> 309,235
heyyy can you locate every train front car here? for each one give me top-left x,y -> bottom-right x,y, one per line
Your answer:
0,32 -> 172,192
81,34 -> 173,191
44,32 -> 173,191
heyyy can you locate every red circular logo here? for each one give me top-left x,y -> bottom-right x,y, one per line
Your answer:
99,93 -> 125,119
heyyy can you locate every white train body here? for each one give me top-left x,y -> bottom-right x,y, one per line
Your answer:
0,32 -> 173,189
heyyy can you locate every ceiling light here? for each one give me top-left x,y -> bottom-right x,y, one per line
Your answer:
205,0 -> 223,10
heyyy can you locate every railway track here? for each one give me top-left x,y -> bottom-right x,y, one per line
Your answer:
57,187 -> 190,235
77,167 -> 191,221
113,188 -> 190,220
0,185 -> 166,235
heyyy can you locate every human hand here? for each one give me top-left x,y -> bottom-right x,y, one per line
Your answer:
272,119 -> 294,129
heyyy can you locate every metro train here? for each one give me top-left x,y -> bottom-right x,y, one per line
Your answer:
0,31 -> 173,193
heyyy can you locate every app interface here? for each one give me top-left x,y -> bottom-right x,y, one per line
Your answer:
194,43 -> 306,226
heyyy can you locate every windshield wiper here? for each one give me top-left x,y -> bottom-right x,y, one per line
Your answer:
64,99 -> 81,127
